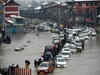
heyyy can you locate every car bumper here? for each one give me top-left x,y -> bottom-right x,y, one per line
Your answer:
56,64 -> 67,68
37,70 -> 48,74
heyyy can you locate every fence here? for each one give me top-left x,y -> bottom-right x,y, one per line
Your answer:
1,67 -> 32,75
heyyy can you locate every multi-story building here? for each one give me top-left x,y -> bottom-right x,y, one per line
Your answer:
5,0 -> 20,18
67,0 -> 100,26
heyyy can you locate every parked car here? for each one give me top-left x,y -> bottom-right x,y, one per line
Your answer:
38,25 -> 44,31
72,40 -> 82,49
43,45 -> 55,58
91,30 -> 96,36
51,28 -> 60,33
55,58 -> 67,68
52,33 -> 59,40
37,61 -> 55,75
63,44 -> 77,53
56,55 -> 63,59
61,48 -> 71,54
69,47 -> 77,53
64,43 -> 77,49
59,33 -> 64,40
79,29 -> 91,39
60,51 -> 71,60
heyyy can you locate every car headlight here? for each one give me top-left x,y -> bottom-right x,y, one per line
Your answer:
57,64 -> 60,67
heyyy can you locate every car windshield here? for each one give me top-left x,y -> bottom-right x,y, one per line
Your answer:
57,59 -> 65,62
56,56 -> 62,58
63,49 -> 69,51
62,53 -> 69,55
39,63 -> 48,67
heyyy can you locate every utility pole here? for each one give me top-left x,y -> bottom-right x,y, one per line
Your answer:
58,3 -> 61,26
72,0 -> 75,27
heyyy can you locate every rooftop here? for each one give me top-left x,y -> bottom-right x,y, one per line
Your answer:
5,0 -> 19,6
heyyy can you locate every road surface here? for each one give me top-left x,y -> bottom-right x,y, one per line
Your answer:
0,32 -> 100,75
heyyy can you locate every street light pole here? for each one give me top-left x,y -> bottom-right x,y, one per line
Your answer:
58,4 -> 61,26
56,2 -> 61,26
57,2 -> 66,26
72,0 -> 75,27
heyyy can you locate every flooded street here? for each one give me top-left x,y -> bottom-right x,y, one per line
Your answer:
0,32 -> 100,75
53,36 -> 100,75
0,32 -> 52,69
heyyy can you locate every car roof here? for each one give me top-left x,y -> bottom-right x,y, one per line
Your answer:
61,51 -> 71,53
62,47 -> 70,50
41,62 -> 49,64
56,57 -> 65,59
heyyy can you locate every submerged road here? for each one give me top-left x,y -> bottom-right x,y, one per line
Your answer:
0,32 -> 100,75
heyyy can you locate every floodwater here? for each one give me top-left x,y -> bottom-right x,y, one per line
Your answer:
0,32 -> 100,75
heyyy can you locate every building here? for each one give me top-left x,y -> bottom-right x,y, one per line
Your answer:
0,0 -> 5,44
0,0 -> 4,29
34,1 -> 68,24
5,0 -> 20,18
67,0 -> 100,26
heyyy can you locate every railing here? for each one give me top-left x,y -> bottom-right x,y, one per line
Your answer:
0,67 -> 32,75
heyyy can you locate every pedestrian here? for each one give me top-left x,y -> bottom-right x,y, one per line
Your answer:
12,27 -> 16,34
81,40 -> 85,50
77,48 -> 82,53
32,26 -> 35,32
34,59 -> 38,68
1,30 -> 5,39
9,64 -> 16,75
38,58 -> 42,65
35,26 -> 39,36
25,60 -> 30,69
16,64 -> 19,68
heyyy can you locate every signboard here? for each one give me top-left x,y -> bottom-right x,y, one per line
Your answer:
0,3 -> 4,26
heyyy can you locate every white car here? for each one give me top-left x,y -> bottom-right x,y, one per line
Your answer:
69,48 -> 77,53
52,34 -> 59,39
79,28 -> 91,36
64,43 -> 77,49
91,30 -> 96,36
59,33 -> 64,40
73,36 -> 80,41
53,39 -> 60,44
44,26 -> 51,31
79,35 -> 90,40
61,48 -> 71,53
56,55 -> 63,58
72,40 -> 82,49
63,46 -> 77,53
56,58 -> 67,68
67,34 -> 73,41
60,51 -> 71,60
